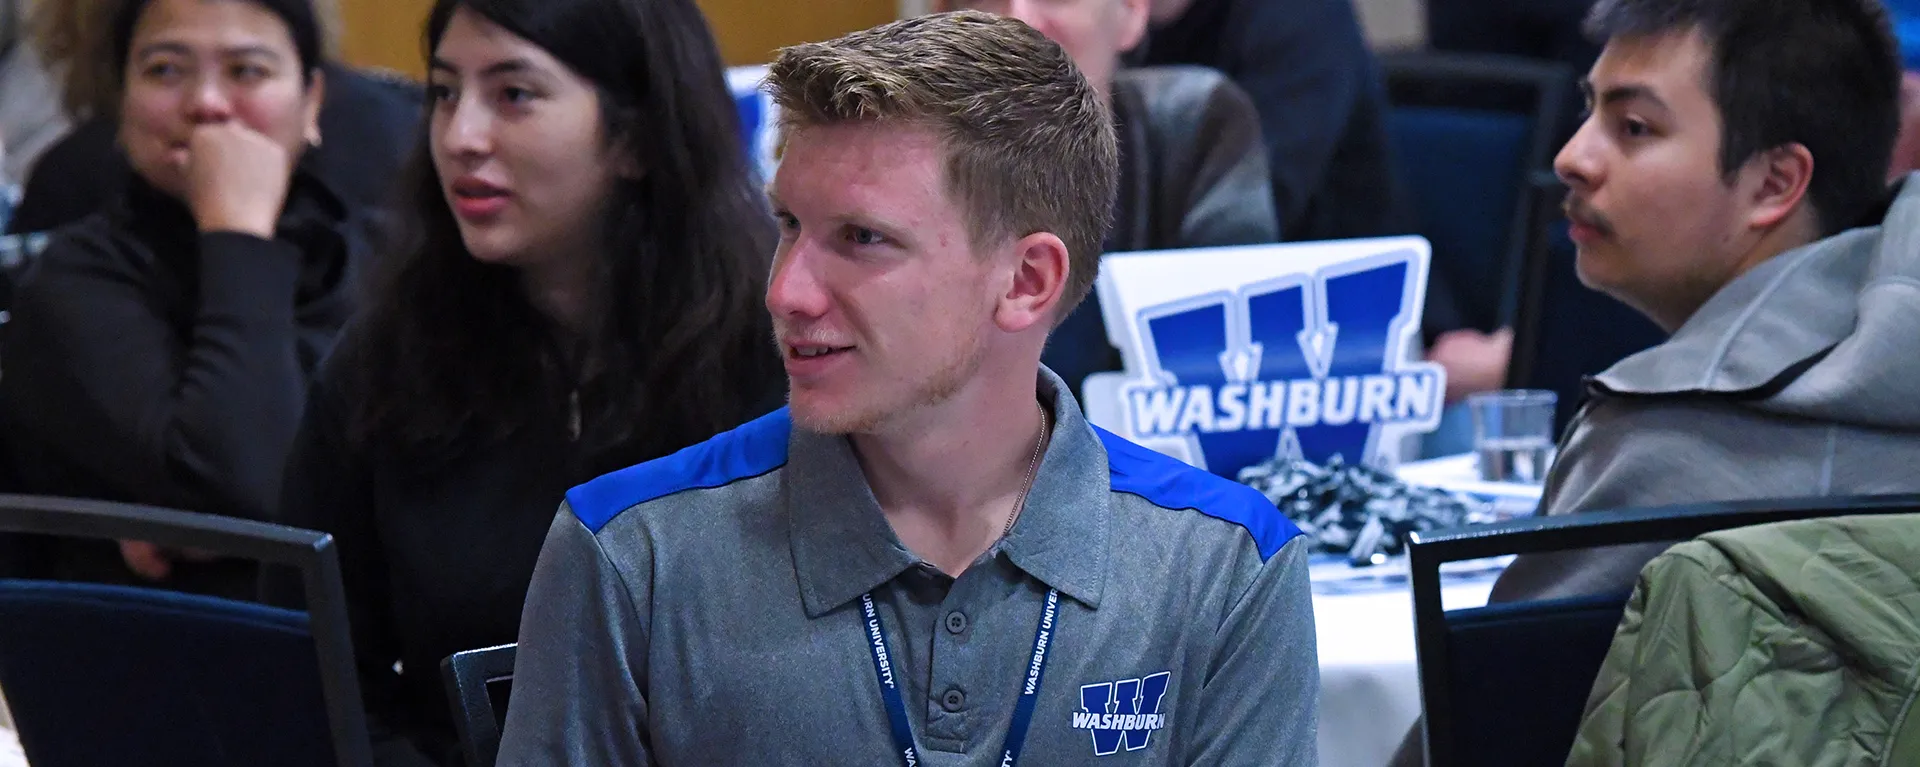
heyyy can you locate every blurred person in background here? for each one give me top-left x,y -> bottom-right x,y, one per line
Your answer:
1137,0 -> 1406,245
30,0 -> 122,121
0,0 -> 67,188
0,0 -> 363,595
939,0 -> 1274,398
5,0 -> 417,236
270,0 -> 781,761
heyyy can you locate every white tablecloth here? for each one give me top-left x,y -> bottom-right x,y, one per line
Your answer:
0,692 -> 23,767
1309,454 -> 1542,767
1311,558 -> 1507,767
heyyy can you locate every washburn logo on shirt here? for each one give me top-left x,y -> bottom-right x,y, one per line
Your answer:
1074,672 -> 1171,756
1119,253 -> 1443,477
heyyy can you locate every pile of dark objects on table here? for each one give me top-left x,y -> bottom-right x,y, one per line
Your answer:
1238,455 -> 1499,567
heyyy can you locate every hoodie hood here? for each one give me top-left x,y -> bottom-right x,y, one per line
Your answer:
1592,174 -> 1920,429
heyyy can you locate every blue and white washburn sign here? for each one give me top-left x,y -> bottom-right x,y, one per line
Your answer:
1082,237 -> 1446,480
725,65 -> 781,183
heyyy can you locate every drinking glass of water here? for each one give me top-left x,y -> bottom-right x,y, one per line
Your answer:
1468,390 -> 1557,484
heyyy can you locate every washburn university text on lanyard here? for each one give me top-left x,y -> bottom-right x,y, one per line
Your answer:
859,588 -> 1060,767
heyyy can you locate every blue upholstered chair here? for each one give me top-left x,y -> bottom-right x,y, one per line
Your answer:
727,65 -> 779,183
1381,52 -> 1568,335
0,495 -> 371,767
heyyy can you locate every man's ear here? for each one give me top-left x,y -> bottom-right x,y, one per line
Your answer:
1743,143 -> 1813,231
995,232 -> 1071,333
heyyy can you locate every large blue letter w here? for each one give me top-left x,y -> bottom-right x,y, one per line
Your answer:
1137,260 -> 1411,478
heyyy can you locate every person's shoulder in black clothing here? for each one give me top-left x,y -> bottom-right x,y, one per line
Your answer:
2,168 -> 361,511
5,118 -> 122,236
8,205 -> 165,315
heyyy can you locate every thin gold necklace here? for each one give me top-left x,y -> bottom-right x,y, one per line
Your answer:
1004,401 -> 1049,537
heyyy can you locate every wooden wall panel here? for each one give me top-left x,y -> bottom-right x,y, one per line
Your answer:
697,0 -> 897,66
336,0 -> 434,76
335,0 -> 898,78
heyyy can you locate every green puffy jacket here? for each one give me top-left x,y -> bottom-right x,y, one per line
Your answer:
1567,514 -> 1920,766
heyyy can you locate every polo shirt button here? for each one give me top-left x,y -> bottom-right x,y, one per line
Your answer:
941,688 -> 966,712
944,611 -> 968,634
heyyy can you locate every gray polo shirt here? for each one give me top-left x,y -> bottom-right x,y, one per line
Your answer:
498,370 -> 1318,765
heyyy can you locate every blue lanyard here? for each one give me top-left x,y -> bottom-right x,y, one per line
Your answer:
859,589 -> 1060,767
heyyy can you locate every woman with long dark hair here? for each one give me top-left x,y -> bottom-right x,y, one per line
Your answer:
274,0 -> 778,761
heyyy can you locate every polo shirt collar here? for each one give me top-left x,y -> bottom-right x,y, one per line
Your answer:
787,367 -> 1111,617
1004,368 -> 1110,609
786,425 -> 916,618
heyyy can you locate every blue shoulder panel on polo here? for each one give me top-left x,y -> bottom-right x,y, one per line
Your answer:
1097,426 -> 1302,562
567,408 -> 794,533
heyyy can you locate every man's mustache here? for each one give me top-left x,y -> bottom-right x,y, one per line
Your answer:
1562,194 -> 1616,237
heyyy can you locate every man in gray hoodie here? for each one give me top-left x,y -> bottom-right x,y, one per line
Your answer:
1486,0 -> 1913,602
1392,1 -> 1910,763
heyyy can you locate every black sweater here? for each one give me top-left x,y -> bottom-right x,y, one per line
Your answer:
0,172 -> 362,593
277,336 -> 781,767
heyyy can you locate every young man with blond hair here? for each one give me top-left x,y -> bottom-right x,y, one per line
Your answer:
498,11 -> 1317,766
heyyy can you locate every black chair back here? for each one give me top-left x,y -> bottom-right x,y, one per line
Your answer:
1381,52 -> 1568,332
0,495 -> 372,767
1436,591 -> 1628,766
1504,170 -> 1564,393
1409,495 -> 1920,767
441,643 -> 517,767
